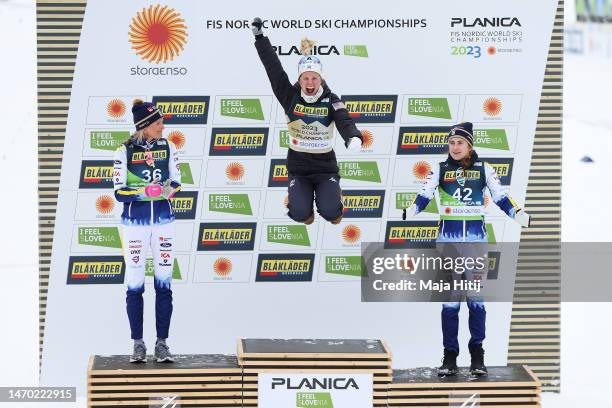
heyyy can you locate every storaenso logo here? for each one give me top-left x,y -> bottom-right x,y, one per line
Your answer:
451,17 -> 521,27
271,377 -> 359,390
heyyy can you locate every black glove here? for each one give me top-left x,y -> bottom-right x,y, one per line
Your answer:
251,17 -> 263,38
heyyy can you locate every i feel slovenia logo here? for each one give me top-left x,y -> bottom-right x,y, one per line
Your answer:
129,4 -> 188,64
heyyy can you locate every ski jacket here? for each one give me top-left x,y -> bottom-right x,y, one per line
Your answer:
113,137 -> 181,226
413,152 -> 521,242
254,35 -> 362,175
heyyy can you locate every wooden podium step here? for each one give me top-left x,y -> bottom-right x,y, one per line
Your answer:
87,354 -> 243,407
387,365 -> 542,407
238,338 -> 392,407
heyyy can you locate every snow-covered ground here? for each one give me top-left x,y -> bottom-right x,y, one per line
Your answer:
1,1 -> 612,406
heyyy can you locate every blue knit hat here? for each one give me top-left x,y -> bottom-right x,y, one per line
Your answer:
447,122 -> 474,146
132,99 -> 163,131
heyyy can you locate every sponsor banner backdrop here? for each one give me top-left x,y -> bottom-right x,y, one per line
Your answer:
43,0 -> 557,394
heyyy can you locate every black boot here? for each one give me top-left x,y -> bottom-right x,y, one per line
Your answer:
438,349 -> 458,376
469,345 -> 488,376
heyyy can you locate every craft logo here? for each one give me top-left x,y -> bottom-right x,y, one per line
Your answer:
482,157 -> 514,185
342,224 -> 361,244
129,4 -> 188,64
396,192 -> 438,214
267,225 -> 311,246
169,191 -> 197,219
255,253 -> 315,282
106,99 -> 126,119
412,161 -> 432,181
408,98 -> 452,119
483,97 -> 502,117
209,193 -> 253,216
152,96 -> 210,124
79,160 -> 114,189
90,130 -> 130,151
210,127 -> 268,156
473,129 -> 509,151
67,256 -> 125,285
359,129 -> 374,149
384,221 -> 438,249
397,127 -> 450,154
325,256 -> 364,277
131,150 -> 167,164
166,130 -> 186,149
197,222 -> 257,251
220,98 -> 265,120
293,104 -> 328,117
341,95 -> 397,123
342,190 -> 384,218
451,17 -> 521,27
338,161 -> 381,183
268,159 -> 289,187
95,195 -> 115,215
213,257 -> 233,278
78,226 -> 122,249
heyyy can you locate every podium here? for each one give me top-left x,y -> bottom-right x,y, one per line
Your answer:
87,340 -> 542,407
87,354 -> 243,407
388,366 -> 541,407
238,338 -> 392,407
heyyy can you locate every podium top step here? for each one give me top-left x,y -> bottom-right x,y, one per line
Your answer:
90,354 -> 239,372
391,366 -> 540,387
239,339 -> 390,358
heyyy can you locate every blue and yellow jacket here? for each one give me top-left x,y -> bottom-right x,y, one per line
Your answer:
413,152 -> 521,242
112,137 -> 181,226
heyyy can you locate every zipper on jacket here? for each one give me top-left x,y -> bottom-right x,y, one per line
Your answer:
128,202 -> 132,218
150,200 -> 154,224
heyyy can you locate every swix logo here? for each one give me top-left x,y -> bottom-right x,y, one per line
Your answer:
451,17 -> 521,28
273,44 -> 340,56
271,377 -> 359,390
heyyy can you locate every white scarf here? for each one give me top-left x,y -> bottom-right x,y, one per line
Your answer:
301,86 -> 324,104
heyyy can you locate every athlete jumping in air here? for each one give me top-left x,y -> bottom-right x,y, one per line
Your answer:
403,122 -> 530,377
251,17 -> 363,225
113,99 -> 181,363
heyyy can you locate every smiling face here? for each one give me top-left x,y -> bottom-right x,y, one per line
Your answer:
144,118 -> 164,141
448,137 -> 471,161
299,72 -> 322,96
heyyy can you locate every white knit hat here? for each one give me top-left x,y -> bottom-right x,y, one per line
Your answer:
298,55 -> 323,78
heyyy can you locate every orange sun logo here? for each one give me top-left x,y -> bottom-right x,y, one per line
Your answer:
129,4 -> 188,64
413,161 -> 432,180
213,257 -> 232,277
487,46 -> 497,56
95,195 -> 115,214
342,224 -> 361,243
360,130 -> 373,149
483,97 -> 502,117
106,99 -> 126,118
225,162 -> 245,181
167,130 -> 185,149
